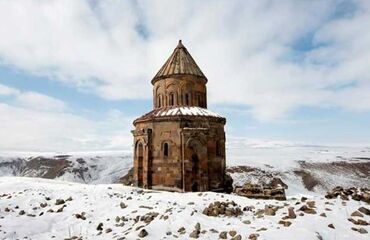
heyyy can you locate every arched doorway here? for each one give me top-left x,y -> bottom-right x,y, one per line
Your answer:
191,153 -> 199,191
137,142 -> 144,187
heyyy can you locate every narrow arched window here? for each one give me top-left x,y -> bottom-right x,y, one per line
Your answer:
164,143 -> 169,157
157,95 -> 161,108
169,93 -> 174,106
185,94 -> 189,105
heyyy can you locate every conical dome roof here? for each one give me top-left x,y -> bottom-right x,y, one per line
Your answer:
152,40 -> 207,84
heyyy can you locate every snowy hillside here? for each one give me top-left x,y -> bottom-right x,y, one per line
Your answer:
0,177 -> 369,240
1,140 -> 369,194
0,151 -> 132,184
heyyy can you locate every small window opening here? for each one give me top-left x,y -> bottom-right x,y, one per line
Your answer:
185,94 -> 189,105
157,96 -> 161,108
164,143 -> 169,157
169,93 -> 174,106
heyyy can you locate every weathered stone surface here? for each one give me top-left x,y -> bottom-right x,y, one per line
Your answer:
234,183 -> 286,200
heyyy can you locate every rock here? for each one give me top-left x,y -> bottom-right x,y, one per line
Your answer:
105,228 -> 112,233
306,201 -> 315,208
75,212 -> 86,220
328,223 -> 335,229
243,220 -> 251,224
189,230 -> 199,239
287,207 -> 296,219
138,229 -> 148,238
177,227 -> 186,234
320,213 -> 327,217
299,205 -> 316,214
348,218 -> 369,226
55,199 -> 65,205
249,233 -> 259,240
232,235 -> 242,240
40,203 -> 47,208
195,223 -> 201,231
19,210 -> 25,215
219,231 -> 228,239
301,197 -> 307,202
120,202 -> 127,209
358,228 -> 368,234
278,220 -> 292,227
166,231 -> 172,235
264,205 -> 278,216
229,230 -> 237,237
358,207 -> 370,216
66,196 -> 73,201
351,211 -> 364,217
96,223 -> 103,231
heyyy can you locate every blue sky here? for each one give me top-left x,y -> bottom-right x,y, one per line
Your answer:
0,0 -> 369,151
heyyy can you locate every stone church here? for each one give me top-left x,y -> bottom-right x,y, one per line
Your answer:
132,40 -> 226,192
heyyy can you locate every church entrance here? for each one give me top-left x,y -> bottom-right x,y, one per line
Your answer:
191,153 -> 199,191
137,142 -> 144,187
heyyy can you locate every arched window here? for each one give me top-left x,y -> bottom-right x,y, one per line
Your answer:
185,93 -> 190,105
157,95 -> 161,108
164,143 -> 169,157
169,93 -> 174,106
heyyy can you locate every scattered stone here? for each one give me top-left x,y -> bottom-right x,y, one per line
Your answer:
306,201 -> 315,208
55,199 -> 65,205
105,228 -> 112,233
234,182 -> 286,200
232,235 -> 242,240
229,230 -> 237,237
287,207 -> 296,219
249,233 -> 259,240
301,197 -> 307,202
138,229 -> 148,238
177,227 -> 186,234
264,205 -> 278,216
348,218 -> 369,226
325,187 -> 370,204
328,224 -> 335,229
120,202 -> 127,209
352,227 -> 368,234
219,231 -> 227,239
299,205 -> 316,214
66,196 -> 73,201
189,230 -> 199,239
40,203 -> 47,208
140,212 -> 159,224
19,210 -> 25,215
358,207 -> 370,216
278,220 -> 292,227
75,212 -> 86,220
320,213 -> 327,217
351,211 -> 364,218
96,223 -> 103,231
243,220 -> 251,224
202,201 -> 242,217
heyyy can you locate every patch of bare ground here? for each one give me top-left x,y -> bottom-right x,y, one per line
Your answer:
293,170 -> 321,191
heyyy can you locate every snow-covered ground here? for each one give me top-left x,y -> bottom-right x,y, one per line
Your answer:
0,177 -> 369,240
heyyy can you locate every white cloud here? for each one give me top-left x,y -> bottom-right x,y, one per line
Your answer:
0,83 -> 20,96
0,0 -> 369,120
0,102 -> 133,152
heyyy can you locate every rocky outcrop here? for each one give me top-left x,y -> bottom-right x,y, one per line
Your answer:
234,183 -> 286,200
325,186 -> 370,203
202,201 -> 242,217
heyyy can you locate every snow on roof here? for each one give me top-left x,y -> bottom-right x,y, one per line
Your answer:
134,106 -> 225,123
154,106 -> 223,118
